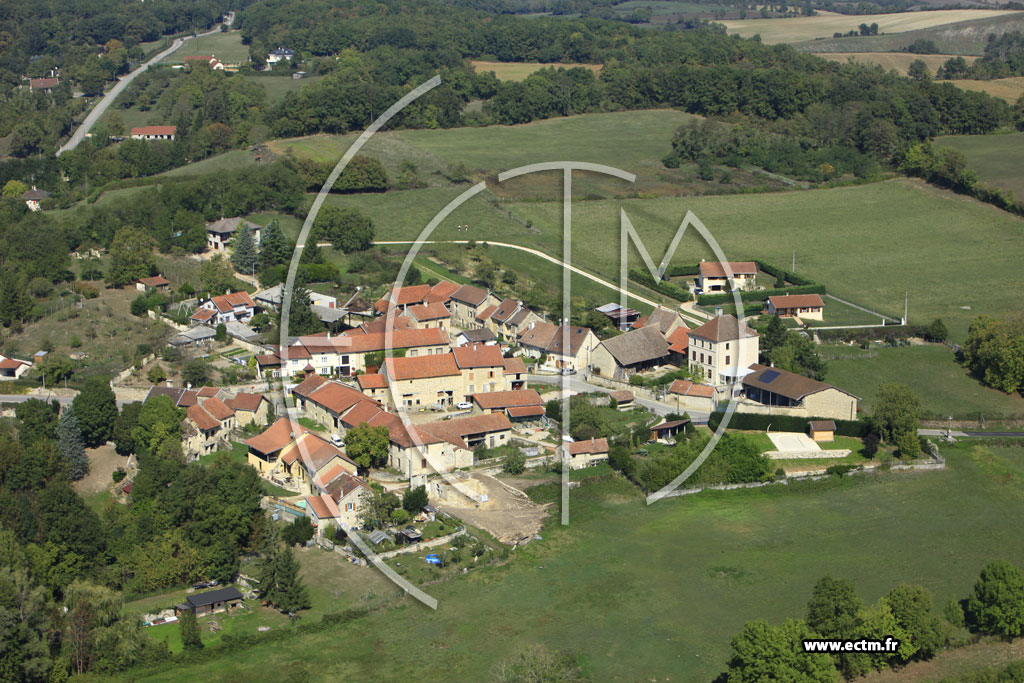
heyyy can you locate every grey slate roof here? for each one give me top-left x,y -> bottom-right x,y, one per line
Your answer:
599,326 -> 670,366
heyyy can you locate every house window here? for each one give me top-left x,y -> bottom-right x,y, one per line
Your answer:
725,342 -> 730,350
725,355 -> 730,365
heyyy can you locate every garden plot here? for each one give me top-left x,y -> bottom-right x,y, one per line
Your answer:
437,472 -> 550,544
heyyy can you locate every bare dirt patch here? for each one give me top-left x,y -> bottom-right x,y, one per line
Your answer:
437,472 -> 550,544
862,638 -> 1024,682
73,444 -> 124,496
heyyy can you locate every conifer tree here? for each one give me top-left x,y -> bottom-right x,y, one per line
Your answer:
57,406 -> 88,481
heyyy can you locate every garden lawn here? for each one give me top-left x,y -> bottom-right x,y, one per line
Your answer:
125,441 -> 1024,681
168,31 -> 251,65
822,343 -> 1024,420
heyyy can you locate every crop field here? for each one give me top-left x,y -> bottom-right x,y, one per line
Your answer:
168,31 -> 250,65
946,76 -> 1024,101
612,0 -> 733,16
126,442 -> 1024,681
469,60 -> 602,81
936,131 -> 1024,199
795,12 -> 1024,54
822,344 -> 1024,420
811,51 -> 975,74
720,10 -> 1021,45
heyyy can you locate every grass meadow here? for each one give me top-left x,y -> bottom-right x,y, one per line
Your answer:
720,9 -> 1021,45
822,344 -> 1024,420
937,131 -> 1024,199
122,442 -> 1024,681
168,31 -> 251,65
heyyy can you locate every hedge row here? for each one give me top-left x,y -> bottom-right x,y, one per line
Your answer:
666,263 -> 700,277
753,259 -> 816,287
697,283 -> 826,307
707,410 -> 871,437
628,268 -> 692,302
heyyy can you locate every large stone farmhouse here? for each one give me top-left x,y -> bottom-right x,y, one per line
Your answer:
738,364 -> 860,421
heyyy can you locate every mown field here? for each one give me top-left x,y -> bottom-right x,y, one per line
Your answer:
812,51 -> 975,74
795,12 -> 1024,54
822,344 -> 1024,420
947,76 -> 1024,102
936,131 -> 1024,199
469,60 -> 602,81
720,9 -> 1021,45
123,442 -> 1024,681
167,31 -> 250,65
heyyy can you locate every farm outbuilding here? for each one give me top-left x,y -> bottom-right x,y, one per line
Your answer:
176,587 -> 243,618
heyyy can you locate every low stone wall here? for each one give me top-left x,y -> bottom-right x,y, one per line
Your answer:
375,528 -> 466,560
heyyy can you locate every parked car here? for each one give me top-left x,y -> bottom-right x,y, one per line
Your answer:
330,434 -> 344,447
455,401 -> 472,410
560,368 -> 577,376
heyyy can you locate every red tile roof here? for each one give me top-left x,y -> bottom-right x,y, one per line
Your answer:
201,396 -> 234,421
423,281 -> 460,304
191,308 -> 216,322
209,291 -> 255,313
227,392 -> 266,412
667,379 -> 716,398
245,418 -> 309,455
667,327 -> 689,354
452,343 -> 504,369
187,404 -> 221,431
698,261 -> 757,278
374,284 -> 431,313
407,302 -> 450,321
30,77 -> 59,89
566,437 -> 608,455
507,405 -> 545,418
307,381 -> 379,415
420,413 -> 513,449
292,373 -> 329,398
197,386 -> 220,398
131,125 -> 177,136
476,304 -> 497,321
138,276 -> 169,287
767,294 -> 824,309
384,354 -> 460,381
502,356 -> 527,375
305,494 -> 338,520
356,373 -> 387,389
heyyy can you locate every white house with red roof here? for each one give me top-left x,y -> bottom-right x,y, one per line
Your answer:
0,354 -> 32,379
130,125 -> 176,141
191,291 -> 256,325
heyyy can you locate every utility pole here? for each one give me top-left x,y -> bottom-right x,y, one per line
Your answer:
792,250 -> 795,272
903,292 -> 908,326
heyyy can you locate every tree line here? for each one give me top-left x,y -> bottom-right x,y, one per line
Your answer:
722,560 -> 1024,681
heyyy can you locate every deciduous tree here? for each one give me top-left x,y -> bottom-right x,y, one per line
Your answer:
71,377 -> 118,448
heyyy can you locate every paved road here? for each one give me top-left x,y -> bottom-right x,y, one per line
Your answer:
57,14 -> 234,156
0,394 -> 131,409
372,239 -> 707,327
526,373 -> 710,422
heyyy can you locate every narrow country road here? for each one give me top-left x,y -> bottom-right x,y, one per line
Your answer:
57,13 -> 234,156
370,239 -> 707,326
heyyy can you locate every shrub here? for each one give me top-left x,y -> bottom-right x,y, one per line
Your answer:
501,448 -> 526,475
112,468 -> 126,483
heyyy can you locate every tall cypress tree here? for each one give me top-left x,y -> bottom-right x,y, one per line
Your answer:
57,406 -> 88,481
231,225 -> 259,275
286,286 -> 323,336
259,220 -> 291,268
179,609 -> 204,652
258,545 -> 310,614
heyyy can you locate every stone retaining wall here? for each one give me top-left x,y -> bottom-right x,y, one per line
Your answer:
375,528 -> 466,560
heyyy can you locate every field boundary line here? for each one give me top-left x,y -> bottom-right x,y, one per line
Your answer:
824,293 -> 900,323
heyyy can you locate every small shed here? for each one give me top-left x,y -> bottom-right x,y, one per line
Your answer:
177,586 -> 243,618
808,420 -> 836,442
368,530 -> 393,546
649,419 -> 691,443
608,390 -> 634,411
